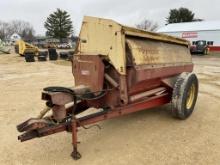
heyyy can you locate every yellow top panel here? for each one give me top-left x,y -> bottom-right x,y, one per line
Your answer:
77,16 -> 190,75
126,38 -> 191,66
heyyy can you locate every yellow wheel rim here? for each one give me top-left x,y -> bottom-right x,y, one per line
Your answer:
186,84 -> 196,109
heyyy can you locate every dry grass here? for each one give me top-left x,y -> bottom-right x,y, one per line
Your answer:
0,53 -> 220,165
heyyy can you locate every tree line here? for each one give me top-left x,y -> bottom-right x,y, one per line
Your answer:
0,7 -> 202,42
0,20 -> 35,41
44,7 -> 202,36
136,7 -> 202,31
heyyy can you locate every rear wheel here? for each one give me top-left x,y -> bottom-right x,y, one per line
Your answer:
171,72 -> 199,119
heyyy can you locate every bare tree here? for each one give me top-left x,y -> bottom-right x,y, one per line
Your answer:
136,19 -> 158,32
0,20 -> 35,41
0,21 -> 10,40
10,20 -> 35,40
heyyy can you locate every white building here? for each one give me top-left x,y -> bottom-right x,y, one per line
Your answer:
157,21 -> 220,52
10,33 -> 21,43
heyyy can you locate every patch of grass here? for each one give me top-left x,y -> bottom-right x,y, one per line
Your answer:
52,60 -> 71,66
192,52 -> 220,58
209,52 -> 220,57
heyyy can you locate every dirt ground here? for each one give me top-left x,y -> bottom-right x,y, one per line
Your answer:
0,52 -> 220,165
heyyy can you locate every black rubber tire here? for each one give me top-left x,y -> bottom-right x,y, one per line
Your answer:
48,48 -> 58,61
24,53 -> 35,62
39,51 -> 48,57
68,51 -> 75,55
171,72 -> 199,120
38,55 -> 47,61
59,52 -> 69,59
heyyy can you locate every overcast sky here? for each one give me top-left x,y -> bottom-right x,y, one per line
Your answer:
1,0 -> 219,35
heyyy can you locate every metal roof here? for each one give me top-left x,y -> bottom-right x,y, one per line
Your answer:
157,21 -> 220,32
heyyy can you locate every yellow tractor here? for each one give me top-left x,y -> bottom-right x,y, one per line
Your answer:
15,40 -> 39,56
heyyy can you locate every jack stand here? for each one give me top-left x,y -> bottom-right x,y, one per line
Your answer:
71,146 -> 81,160
71,119 -> 81,160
